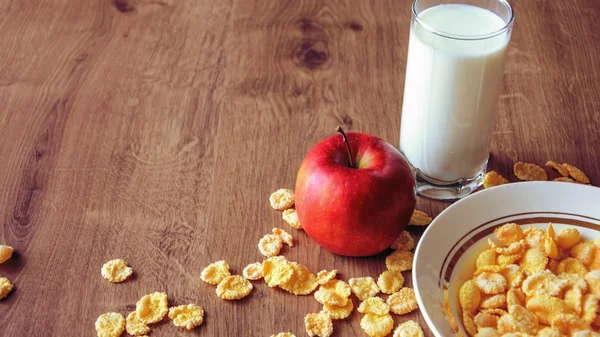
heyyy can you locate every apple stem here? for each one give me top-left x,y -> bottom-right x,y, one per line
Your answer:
335,125 -> 355,168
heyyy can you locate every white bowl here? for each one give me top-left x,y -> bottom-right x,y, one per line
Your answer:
412,181 -> 600,337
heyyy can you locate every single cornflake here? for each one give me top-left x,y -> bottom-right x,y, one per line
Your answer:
360,313 -> 394,337
585,270 -> 600,295
314,279 -> 351,306
316,270 -> 337,285
473,311 -> 500,329
0,245 -> 14,264
136,292 -> 169,324
546,161 -> 570,177
323,299 -> 353,320
557,257 -> 588,276
304,311 -> 333,337
408,210 -> 432,226
201,260 -> 231,285
551,313 -> 590,335
258,234 -> 283,257
385,250 -> 413,272
554,177 -> 575,183
519,248 -> 548,274
514,162 -> 548,181
523,227 -> 546,249
497,305 -> 539,334
526,295 -> 574,325
349,277 -> 380,300
581,294 -> 599,323
269,189 -> 295,211
483,171 -> 510,188
556,228 -> 581,249
564,287 -> 584,315
459,280 -> 482,314
243,262 -> 264,280
473,327 -> 500,337
282,209 -> 302,229
463,311 -> 478,336
497,253 -> 521,266
562,163 -> 590,184
262,256 -> 294,287
476,249 -> 497,269
387,287 -> 418,315
502,264 -> 525,288
474,272 -> 507,294
521,270 -> 568,297
390,230 -> 415,251
216,275 -> 253,300
536,327 -> 565,337
279,261 -> 319,295
377,270 -> 404,294
495,223 -> 524,246
271,333 -> 296,337
168,304 -> 204,330
125,312 -> 150,336
570,240 -> 596,266
95,312 -> 126,337
272,227 -> 294,247
358,297 -> 390,316
393,320 -> 424,337
507,288 -> 525,307
0,277 -> 13,300
479,293 -> 506,309
101,259 -> 133,283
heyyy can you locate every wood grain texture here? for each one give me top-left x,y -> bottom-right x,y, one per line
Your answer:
0,0 -> 599,336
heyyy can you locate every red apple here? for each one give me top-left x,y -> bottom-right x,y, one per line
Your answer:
295,127 -> 416,257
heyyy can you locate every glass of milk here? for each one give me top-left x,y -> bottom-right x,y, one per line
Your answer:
400,0 -> 514,200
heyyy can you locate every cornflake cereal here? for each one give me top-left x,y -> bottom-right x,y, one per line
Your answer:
556,228 -> 581,249
323,299 -> 353,320
216,275 -> 253,300
393,320 -> 424,337
349,277 -> 380,300
95,312 -> 126,337
0,245 -> 14,264
476,250 -> 497,269
377,270 -> 404,294
269,189 -> 295,211
360,313 -> 394,337
494,223 -> 524,246
474,272 -> 507,295
554,177 -> 575,183
262,256 -> 294,287
243,262 -> 263,280
279,261 -> 319,295
282,209 -> 302,229
304,311 -> 333,337
272,227 -> 294,247
316,270 -> 337,285
136,292 -> 169,324
258,234 -> 283,257
358,297 -> 390,316
459,280 -> 482,313
125,312 -> 150,336
168,304 -> 204,330
385,250 -> 413,272
200,260 -> 231,285
483,171 -> 509,189
513,162 -> 548,181
390,230 -> 415,251
519,248 -> 548,274
101,259 -> 134,283
479,293 -> 506,309
497,305 -> 539,334
546,161 -> 570,177
0,277 -> 13,299
271,333 -> 296,337
409,210 -> 432,226
387,287 -> 418,315
562,163 -> 590,184
314,279 -> 351,306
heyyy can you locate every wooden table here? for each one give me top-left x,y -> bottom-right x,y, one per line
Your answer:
1,0 -> 599,336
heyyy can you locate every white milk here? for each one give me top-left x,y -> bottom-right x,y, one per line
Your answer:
400,4 -> 510,182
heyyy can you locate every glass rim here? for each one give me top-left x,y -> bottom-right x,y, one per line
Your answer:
412,0 -> 514,41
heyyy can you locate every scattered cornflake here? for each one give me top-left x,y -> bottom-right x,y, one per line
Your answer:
377,270 -> 404,294
271,333 -> 296,337
282,209 -> 302,229
95,312 -> 126,337
262,256 -> 294,287
0,245 -> 14,264
323,299 -> 353,320
0,277 -> 13,300
243,262 -> 263,280
168,304 -> 204,330
136,292 -> 169,324
459,280 -> 482,314
545,161 -> 569,177
483,171 -> 509,188
314,279 -> 351,306
562,163 -> 590,184
101,259 -> 134,283
513,162 -> 548,181
408,210 -> 432,226
390,231 -> 415,251
393,320 -> 424,337
279,261 -> 319,295
556,228 -> 581,249
349,277 -> 380,300
258,234 -> 284,257
385,250 -> 413,272
216,275 -> 253,300
201,260 -> 231,285
554,177 -> 575,183
304,311 -> 333,337
494,223 -> 524,246
269,189 -> 295,211
387,287 -> 418,315
360,313 -> 394,337
474,272 -> 507,295
125,312 -> 150,336
272,227 -> 294,247
316,270 -> 337,285
358,297 -> 390,316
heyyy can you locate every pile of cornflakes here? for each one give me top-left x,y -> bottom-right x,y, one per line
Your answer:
458,222 -> 600,337
484,161 -> 592,188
